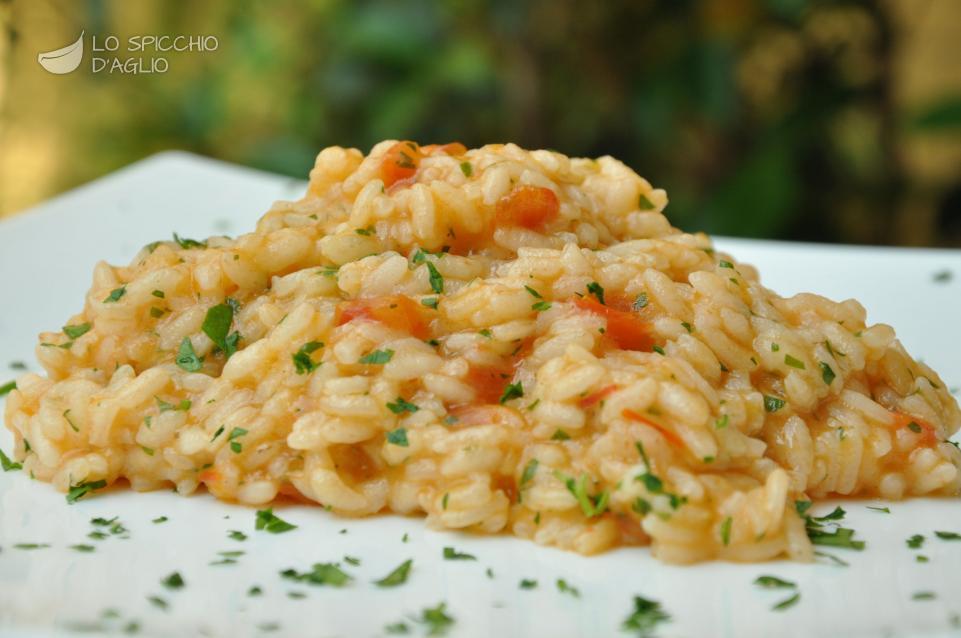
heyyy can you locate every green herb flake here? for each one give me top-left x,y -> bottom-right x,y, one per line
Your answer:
913,591 -> 936,601
907,534 -> 925,549
202,303 -> 239,358
355,226 -> 374,236
586,281 -> 605,304
69,544 -> 95,553
152,516 -> 168,524
161,572 -> 185,590
387,398 -> 419,414
248,586 -> 263,596
385,621 -> 410,635
426,262 -> 444,294
622,595 -> 671,635
907,421 -> 923,434
149,307 -> 165,319
0,448 -> 22,472
819,362 -> 836,385
556,579 -> 580,597
916,555 -> 930,563
532,301 -> 552,312
715,414 -> 729,430
173,233 -> 207,249
292,341 -> 324,374
151,290 -> 165,298
280,563 -> 351,587
519,459 -> 539,495
421,297 -> 439,309
374,559 -> 413,587
63,323 -> 92,339
66,479 -> 108,504
499,382 -> 524,404
784,354 -> 806,370
387,428 -> 410,447
103,286 -> 126,304
228,530 -> 247,541
935,531 -> 961,541
719,260 -> 734,269
866,506 -> 890,514
720,516 -> 733,546
638,193 -> 656,210
359,349 -> 394,365
652,345 -> 665,356
519,579 -> 538,590
556,471 -> 609,518
772,592 -> 800,611
442,546 -> 476,561
255,508 -> 297,534
417,602 -> 455,636
147,595 -> 168,610
175,337 -> 203,372
13,543 -> 51,550
754,575 -> 796,589
551,429 -> 570,441
763,395 -> 786,413
459,162 -> 473,177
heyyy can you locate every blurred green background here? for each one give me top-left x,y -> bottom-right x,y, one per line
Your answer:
2,0 -> 961,245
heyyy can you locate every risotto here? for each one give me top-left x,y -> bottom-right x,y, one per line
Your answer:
4,141 -> 960,563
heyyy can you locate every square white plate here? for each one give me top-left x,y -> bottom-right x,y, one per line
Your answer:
1,153 -> 960,638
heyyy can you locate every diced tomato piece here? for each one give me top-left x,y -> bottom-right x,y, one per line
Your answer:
890,412 -> 939,447
622,408 -> 685,449
380,141 -> 422,187
495,185 -> 560,231
579,384 -> 618,409
463,364 -> 515,405
336,295 -> 430,340
421,142 -> 467,156
574,297 -> 654,351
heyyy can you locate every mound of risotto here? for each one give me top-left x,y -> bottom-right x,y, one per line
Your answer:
5,141 -> 960,563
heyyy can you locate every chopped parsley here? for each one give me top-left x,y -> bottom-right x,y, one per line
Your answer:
355,226 -> 374,236
524,285 -> 543,298
385,622 -> 409,635
784,354 -> 806,370
280,563 -> 351,587
416,602 -> 455,636
819,362 -> 836,385
387,428 -> 410,447
146,596 -> 168,610
800,505 -> 866,550
0,380 -> 16,397
935,531 -> 961,541
202,303 -> 240,358
103,286 -> 126,303
228,427 -> 248,454
638,193 -> 655,210
913,591 -> 936,601
519,579 -> 538,590
70,544 -> 95,553
211,426 -> 224,441
248,586 -> 263,596
161,572 -> 185,590
152,516 -> 168,524
63,323 -> 91,339
173,233 -> 206,249
175,337 -> 203,372
499,382 -> 524,404
907,534 -> 925,549
152,290 -> 165,298
772,592 -> 801,611
343,556 -> 361,566
551,429 -> 570,441
359,349 -> 394,364
156,396 -> 191,412
13,543 -> 51,550
387,398 -> 419,414
228,530 -> 247,541
556,579 -> 580,597
459,162 -> 473,177
532,301 -> 552,312
866,506 -> 890,514
652,345 -> 665,356
771,343 -> 780,352
442,547 -> 476,561
374,559 -> 413,587
932,269 -> 953,283
754,575 -> 796,589
715,414 -> 729,430
0,448 -> 21,471
634,441 -> 686,510
763,395 -> 786,413
66,479 -> 108,504
720,516 -> 733,546
554,471 -> 609,518
421,297 -> 439,309
718,260 -> 734,269
255,508 -> 297,533
292,341 -> 323,374
622,595 -> 671,636
426,262 -> 445,294
586,281 -> 605,304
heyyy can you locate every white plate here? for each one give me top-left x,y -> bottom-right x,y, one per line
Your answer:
1,153 -> 960,638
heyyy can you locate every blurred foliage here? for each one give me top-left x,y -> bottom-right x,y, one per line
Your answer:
2,0 -> 961,245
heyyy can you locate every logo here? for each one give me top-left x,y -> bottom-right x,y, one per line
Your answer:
37,31 -> 84,74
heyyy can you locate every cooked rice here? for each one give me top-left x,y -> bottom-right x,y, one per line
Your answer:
5,141 -> 960,563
